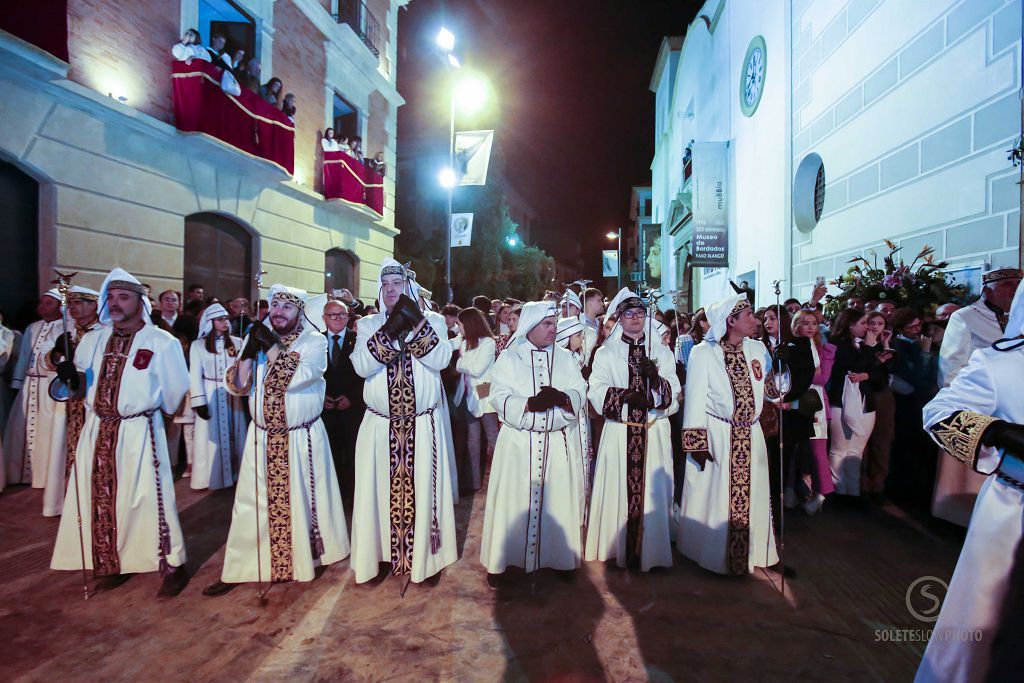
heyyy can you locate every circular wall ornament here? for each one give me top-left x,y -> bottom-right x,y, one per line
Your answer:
794,153 -> 826,233
740,35 -> 767,117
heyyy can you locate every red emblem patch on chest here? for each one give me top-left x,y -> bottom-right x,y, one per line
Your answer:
133,349 -> 153,370
751,359 -> 763,381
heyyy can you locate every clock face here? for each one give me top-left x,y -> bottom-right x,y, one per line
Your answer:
740,36 -> 767,116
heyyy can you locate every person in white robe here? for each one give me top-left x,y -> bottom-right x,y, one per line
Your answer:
0,315 -> 14,493
42,285 -> 102,517
913,282 -> 1024,683
203,285 -> 349,596
4,289 -> 64,490
586,289 -> 680,571
556,316 -> 591,524
481,302 -> 587,582
678,294 -> 780,576
189,304 -> 247,490
171,29 -> 212,64
351,260 -> 457,585
933,267 -> 1021,526
51,269 -> 190,597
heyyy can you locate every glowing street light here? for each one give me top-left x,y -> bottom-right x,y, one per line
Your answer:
436,27 -> 455,52
606,231 -> 617,240
506,235 -> 518,247
438,167 -> 457,188
454,75 -> 488,115
447,54 -> 461,69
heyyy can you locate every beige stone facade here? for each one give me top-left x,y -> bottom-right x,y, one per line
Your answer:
0,0 -> 407,303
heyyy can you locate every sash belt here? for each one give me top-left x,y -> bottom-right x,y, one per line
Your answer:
366,403 -> 443,554
253,416 -> 325,558
95,408 -> 174,576
706,410 -> 761,428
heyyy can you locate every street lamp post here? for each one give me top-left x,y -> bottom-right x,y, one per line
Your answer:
606,228 -> 622,290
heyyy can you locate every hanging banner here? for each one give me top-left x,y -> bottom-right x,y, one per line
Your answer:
601,250 -> 619,277
454,130 -> 494,185
450,213 -> 474,247
690,141 -> 730,267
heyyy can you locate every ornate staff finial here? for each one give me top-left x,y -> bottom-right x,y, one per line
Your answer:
52,269 -> 78,305
255,269 -> 268,289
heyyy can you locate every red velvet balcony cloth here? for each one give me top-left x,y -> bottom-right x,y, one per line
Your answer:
171,60 -> 294,175
363,166 -> 384,216
323,151 -> 367,206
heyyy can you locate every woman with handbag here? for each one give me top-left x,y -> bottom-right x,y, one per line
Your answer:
827,310 -> 886,497
792,309 -> 836,514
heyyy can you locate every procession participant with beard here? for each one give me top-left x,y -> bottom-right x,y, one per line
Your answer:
203,285 -> 349,596
50,269 -> 191,597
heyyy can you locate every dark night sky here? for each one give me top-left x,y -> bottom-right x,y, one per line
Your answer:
396,0 -> 699,281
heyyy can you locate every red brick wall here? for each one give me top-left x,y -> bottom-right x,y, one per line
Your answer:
273,1 -> 326,187
67,0 -> 181,123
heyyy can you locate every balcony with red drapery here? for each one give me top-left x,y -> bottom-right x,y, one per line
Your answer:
171,60 -> 294,175
323,151 -> 384,216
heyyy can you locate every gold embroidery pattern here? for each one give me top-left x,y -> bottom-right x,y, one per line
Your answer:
623,337 -> 648,570
387,349 -> 418,575
682,428 -> 709,452
722,342 -> 756,576
262,350 -> 301,582
64,396 -> 86,484
91,328 -> 139,577
406,322 -> 440,358
930,410 -> 997,470
368,328 -> 401,365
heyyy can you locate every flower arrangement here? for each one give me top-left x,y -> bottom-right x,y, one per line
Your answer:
824,240 -> 968,318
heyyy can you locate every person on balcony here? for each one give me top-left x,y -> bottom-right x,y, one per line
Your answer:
206,34 -> 227,64
218,48 -> 245,97
337,136 -> 352,155
241,58 -> 262,93
171,29 -> 211,65
321,128 -> 339,152
259,77 -> 282,106
367,152 -> 386,176
349,136 -> 364,162
281,93 -> 296,122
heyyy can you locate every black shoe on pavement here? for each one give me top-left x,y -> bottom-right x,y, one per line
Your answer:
202,580 -> 238,597
767,563 -> 797,579
157,566 -> 190,598
486,573 -> 502,590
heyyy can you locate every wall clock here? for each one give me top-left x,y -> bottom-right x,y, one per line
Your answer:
740,35 -> 767,117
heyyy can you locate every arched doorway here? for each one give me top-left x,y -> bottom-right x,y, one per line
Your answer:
184,213 -> 255,302
324,248 -> 359,295
0,160 -> 40,330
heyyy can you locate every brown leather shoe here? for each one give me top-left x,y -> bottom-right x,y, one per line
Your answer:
157,566 -> 190,598
201,580 -> 238,597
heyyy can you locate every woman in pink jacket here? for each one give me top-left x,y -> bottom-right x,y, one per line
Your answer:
792,309 -> 836,514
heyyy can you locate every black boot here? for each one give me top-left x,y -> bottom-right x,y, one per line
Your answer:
202,580 -> 238,597
157,565 -> 190,598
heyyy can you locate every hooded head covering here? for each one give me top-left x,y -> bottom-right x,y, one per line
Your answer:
982,267 -> 1023,286
68,286 -> 100,302
376,258 -> 423,312
509,300 -> 559,347
654,320 -> 669,344
606,287 -> 644,317
555,316 -> 585,347
993,281 -> 1024,351
98,268 -> 152,325
198,303 -> 229,338
560,290 -> 583,315
266,283 -> 328,334
42,288 -> 61,302
704,294 -> 750,345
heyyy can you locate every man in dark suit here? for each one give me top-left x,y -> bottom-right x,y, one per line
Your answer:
321,299 -> 364,507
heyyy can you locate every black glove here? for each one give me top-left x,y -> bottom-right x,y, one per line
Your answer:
538,386 -> 572,411
240,333 -> 261,360
251,323 -> 280,353
625,390 -> 649,411
381,294 -> 424,340
526,392 -> 556,412
638,358 -> 660,380
49,332 -> 77,366
56,360 -> 80,392
194,405 -> 211,421
982,420 -> 1024,458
